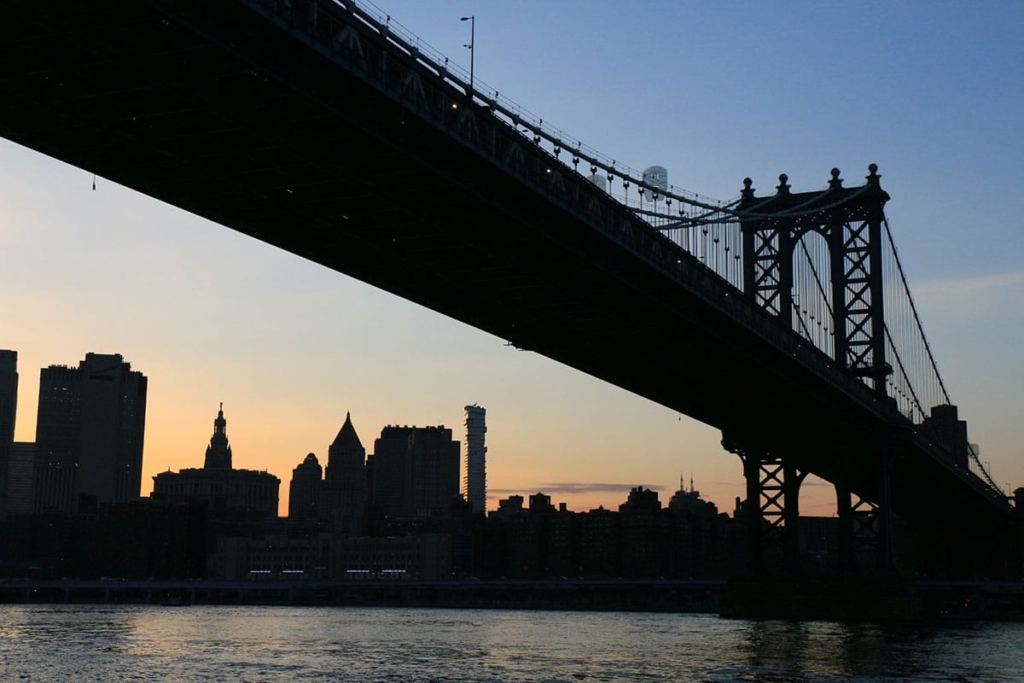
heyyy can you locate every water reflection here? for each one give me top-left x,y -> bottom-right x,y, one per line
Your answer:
0,605 -> 1021,682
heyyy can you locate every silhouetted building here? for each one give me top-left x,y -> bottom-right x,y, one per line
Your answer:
214,524 -> 331,580
487,492 -> 577,579
289,452 -> 323,520
463,404 -> 487,514
324,412 -> 367,531
668,476 -> 727,577
331,534 -> 450,580
7,442 -> 35,516
493,494 -> 524,518
95,499 -> 207,579
0,350 -> 17,519
578,506 -> 619,578
922,404 -> 970,468
33,353 -> 147,514
368,425 -> 460,520
152,405 -> 279,520
619,486 -> 673,578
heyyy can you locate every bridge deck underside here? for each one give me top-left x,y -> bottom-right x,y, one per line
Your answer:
0,0 -> 1009,533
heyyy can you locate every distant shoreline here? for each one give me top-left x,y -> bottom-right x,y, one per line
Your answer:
3,577 -> 1024,622
0,577 -> 722,613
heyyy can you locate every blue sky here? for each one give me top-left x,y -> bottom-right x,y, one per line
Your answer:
1,1 -> 1022,513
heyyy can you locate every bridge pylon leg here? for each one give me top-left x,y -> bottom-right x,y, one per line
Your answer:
834,450 -> 896,575
783,461 -> 807,576
835,481 -> 858,575
725,434 -> 805,576
877,449 -> 895,573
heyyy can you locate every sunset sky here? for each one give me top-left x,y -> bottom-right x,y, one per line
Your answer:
2,1 -> 1022,517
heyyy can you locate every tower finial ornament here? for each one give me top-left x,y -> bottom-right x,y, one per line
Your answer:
829,168 -> 843,190
205,403 -> 233,469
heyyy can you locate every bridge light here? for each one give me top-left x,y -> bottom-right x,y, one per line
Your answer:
461,16 -> 475,92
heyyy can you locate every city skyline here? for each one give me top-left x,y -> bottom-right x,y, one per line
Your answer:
2,2 -> 1023,517
1,346 -> 692,516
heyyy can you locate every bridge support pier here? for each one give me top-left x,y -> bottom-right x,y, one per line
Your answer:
877,449 -> 895,572
834,446 -> 896,575
835,480 -> 857,575
727,435 -> 806,576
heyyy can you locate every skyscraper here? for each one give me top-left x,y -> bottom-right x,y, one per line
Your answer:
324,412 -> 367,520
7,442 -> 34,515
34,353 -> 147,514
463,404 -> 487,514
0,350 -> 18,519
288,452 -> 323,519
370,425 -> 460,519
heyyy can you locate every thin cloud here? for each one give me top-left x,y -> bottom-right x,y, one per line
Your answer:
489,482 -> 663,496
913,270 -> 1024,315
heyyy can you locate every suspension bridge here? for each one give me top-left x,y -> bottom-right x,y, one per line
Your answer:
0,0 -> 1017,578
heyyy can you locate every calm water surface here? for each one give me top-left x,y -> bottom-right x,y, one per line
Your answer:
0,604 -> 1021,682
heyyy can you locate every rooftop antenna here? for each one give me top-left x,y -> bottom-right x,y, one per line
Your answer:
92,173 -> 96,191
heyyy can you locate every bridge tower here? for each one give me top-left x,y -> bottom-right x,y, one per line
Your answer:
739,165 -> 890,391
730,166 -> 893,576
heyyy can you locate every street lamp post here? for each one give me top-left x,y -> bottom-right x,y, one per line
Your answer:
460,15 -> 475,93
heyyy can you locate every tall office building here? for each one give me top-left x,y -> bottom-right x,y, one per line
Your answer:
0,350 -> 18,519
34,353 -> 147,514
324,412 -> 367,519
369,425 -> 460,519
288,452 -> 323,519
463,404 -> 487,514
7,442 -> 35,515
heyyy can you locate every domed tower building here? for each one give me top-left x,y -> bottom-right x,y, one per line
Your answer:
152,404 -> 280,520
324,412 -> 367,534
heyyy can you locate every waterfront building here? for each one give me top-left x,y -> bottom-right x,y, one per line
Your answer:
619,486 -> 673,578
369,425 -> 460,520
578,506 -> 620,578
214,527 -> 331,581
33,353 -> 147,514
462,404 -> 487,514
152,405 -> 279,520
0,350 -> 17,518
331,533 -> 450,581
668,476 -> 728,578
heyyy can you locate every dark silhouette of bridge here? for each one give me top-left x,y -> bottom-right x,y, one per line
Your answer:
0,0 -> 1016,578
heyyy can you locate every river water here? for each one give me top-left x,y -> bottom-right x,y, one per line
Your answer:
0,604 -> 1020,682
